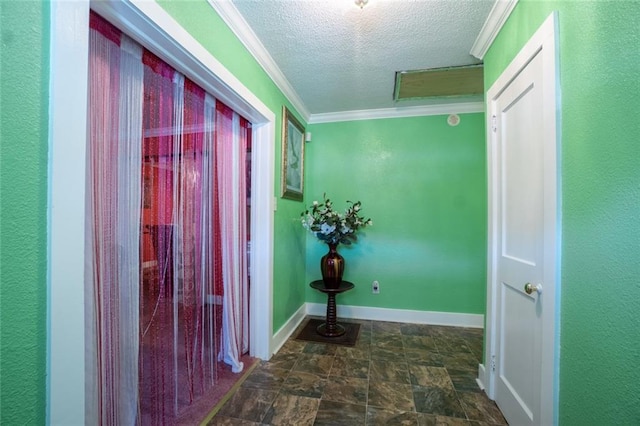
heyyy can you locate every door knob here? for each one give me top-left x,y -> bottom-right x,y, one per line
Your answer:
524,282 -> 543,295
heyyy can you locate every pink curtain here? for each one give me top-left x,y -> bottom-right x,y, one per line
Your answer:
87,13 -> 249,425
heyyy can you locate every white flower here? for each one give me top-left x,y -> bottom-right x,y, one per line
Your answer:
301,195 -> 371,245
320,223 -> 336,234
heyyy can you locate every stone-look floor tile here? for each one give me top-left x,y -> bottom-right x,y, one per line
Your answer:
345,318 -> 374,330
447,369 -> 481,393
429,325 -> 466,338
217,387 -> 278,423
241,365 -> 289,391
330,357 -> 370,378
261,393 -> 320,426
412,385 -> 466,418
355,338 -> 372,349
366,407 -> 419,425
409,365 -> 453,388
278,339 -> 307,355
400,323 -> 433,337
292,354 -> 334,377
336,344 -> 370,360
370,345 -> 402,360
403,335 -> 437,351
441,352 -> 480,372
214,317 -> 507,426
465,340 -> 484,362
303,342 -> 338,356
370,359 -> 410,384
207,415 -> 261,425
405,349 -> 444,367
457,327 -> 484,340
323,376 -> 368,405
368,380 -> 415,412
437,417 -> 473,426
468,422 -> 505,426
281,370 -> 326,398
266,352 -> 300,371
434,337 -> 471,354
313,400 -> 367,426
373,321 -> 403,334
416,413 -> 438,426
457,392 -> 507,425
358,325 -> 373,335
372,332 -> 404,348
358,330 -> 373,345
464,334 -> 484,346
416,414 -> 472,425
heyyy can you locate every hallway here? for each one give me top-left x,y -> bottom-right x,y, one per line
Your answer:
207,317 -> 507,425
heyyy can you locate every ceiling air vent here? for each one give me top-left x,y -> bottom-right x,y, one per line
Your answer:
393,64 -> 484,101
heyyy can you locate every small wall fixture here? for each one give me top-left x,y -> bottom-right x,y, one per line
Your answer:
355,0 -> 369,9
447,114 -> 460,127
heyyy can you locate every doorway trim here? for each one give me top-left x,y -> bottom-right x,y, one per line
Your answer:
482,11 -> 560,426
48,1 -> 274,423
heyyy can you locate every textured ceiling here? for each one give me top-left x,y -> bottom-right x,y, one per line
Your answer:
227,0 -> 495,116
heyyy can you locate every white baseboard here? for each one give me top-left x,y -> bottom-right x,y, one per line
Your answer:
305,303 -> 484,328
270,303 -> 307,357
477,363 -> 487,391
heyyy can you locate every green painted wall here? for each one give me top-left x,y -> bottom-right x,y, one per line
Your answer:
0,1 -> 49,423
484,1 -> 640,423
157,0 -> 308,333
304,114 -> 486,314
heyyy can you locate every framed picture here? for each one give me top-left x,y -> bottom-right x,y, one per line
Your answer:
280,106 -> 305,201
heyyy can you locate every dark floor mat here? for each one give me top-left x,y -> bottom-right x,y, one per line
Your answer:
295,318 -> 360,346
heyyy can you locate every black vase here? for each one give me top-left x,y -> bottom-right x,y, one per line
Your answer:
320,243 -> 344,289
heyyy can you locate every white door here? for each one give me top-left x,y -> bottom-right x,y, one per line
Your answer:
485,13 -> 559,426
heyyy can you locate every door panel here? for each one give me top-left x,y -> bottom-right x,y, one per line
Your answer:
498,281 -> 538,423
494,50 -> 544,426
485,12 -> 559,426
502,77 -> 542,266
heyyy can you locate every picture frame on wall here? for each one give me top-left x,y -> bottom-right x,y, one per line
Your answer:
280,106 -> 305,201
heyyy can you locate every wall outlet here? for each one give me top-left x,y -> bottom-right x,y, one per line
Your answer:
372,280 -> 380,294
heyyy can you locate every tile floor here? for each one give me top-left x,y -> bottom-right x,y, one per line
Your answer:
208,317 -> 507,425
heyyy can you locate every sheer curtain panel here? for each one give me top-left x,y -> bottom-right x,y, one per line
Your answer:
87,12 -> 250,425
86,15 -> 143,425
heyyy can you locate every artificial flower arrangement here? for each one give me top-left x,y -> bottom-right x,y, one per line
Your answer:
301,195 -> 373,246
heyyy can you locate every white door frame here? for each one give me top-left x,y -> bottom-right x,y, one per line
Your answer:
482,12 -> 561,426
48,1 -> 274,423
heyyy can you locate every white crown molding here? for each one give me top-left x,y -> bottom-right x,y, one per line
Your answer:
309,102 -> 485,124
208,0 -> 310,122
470,0 -> 519,60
